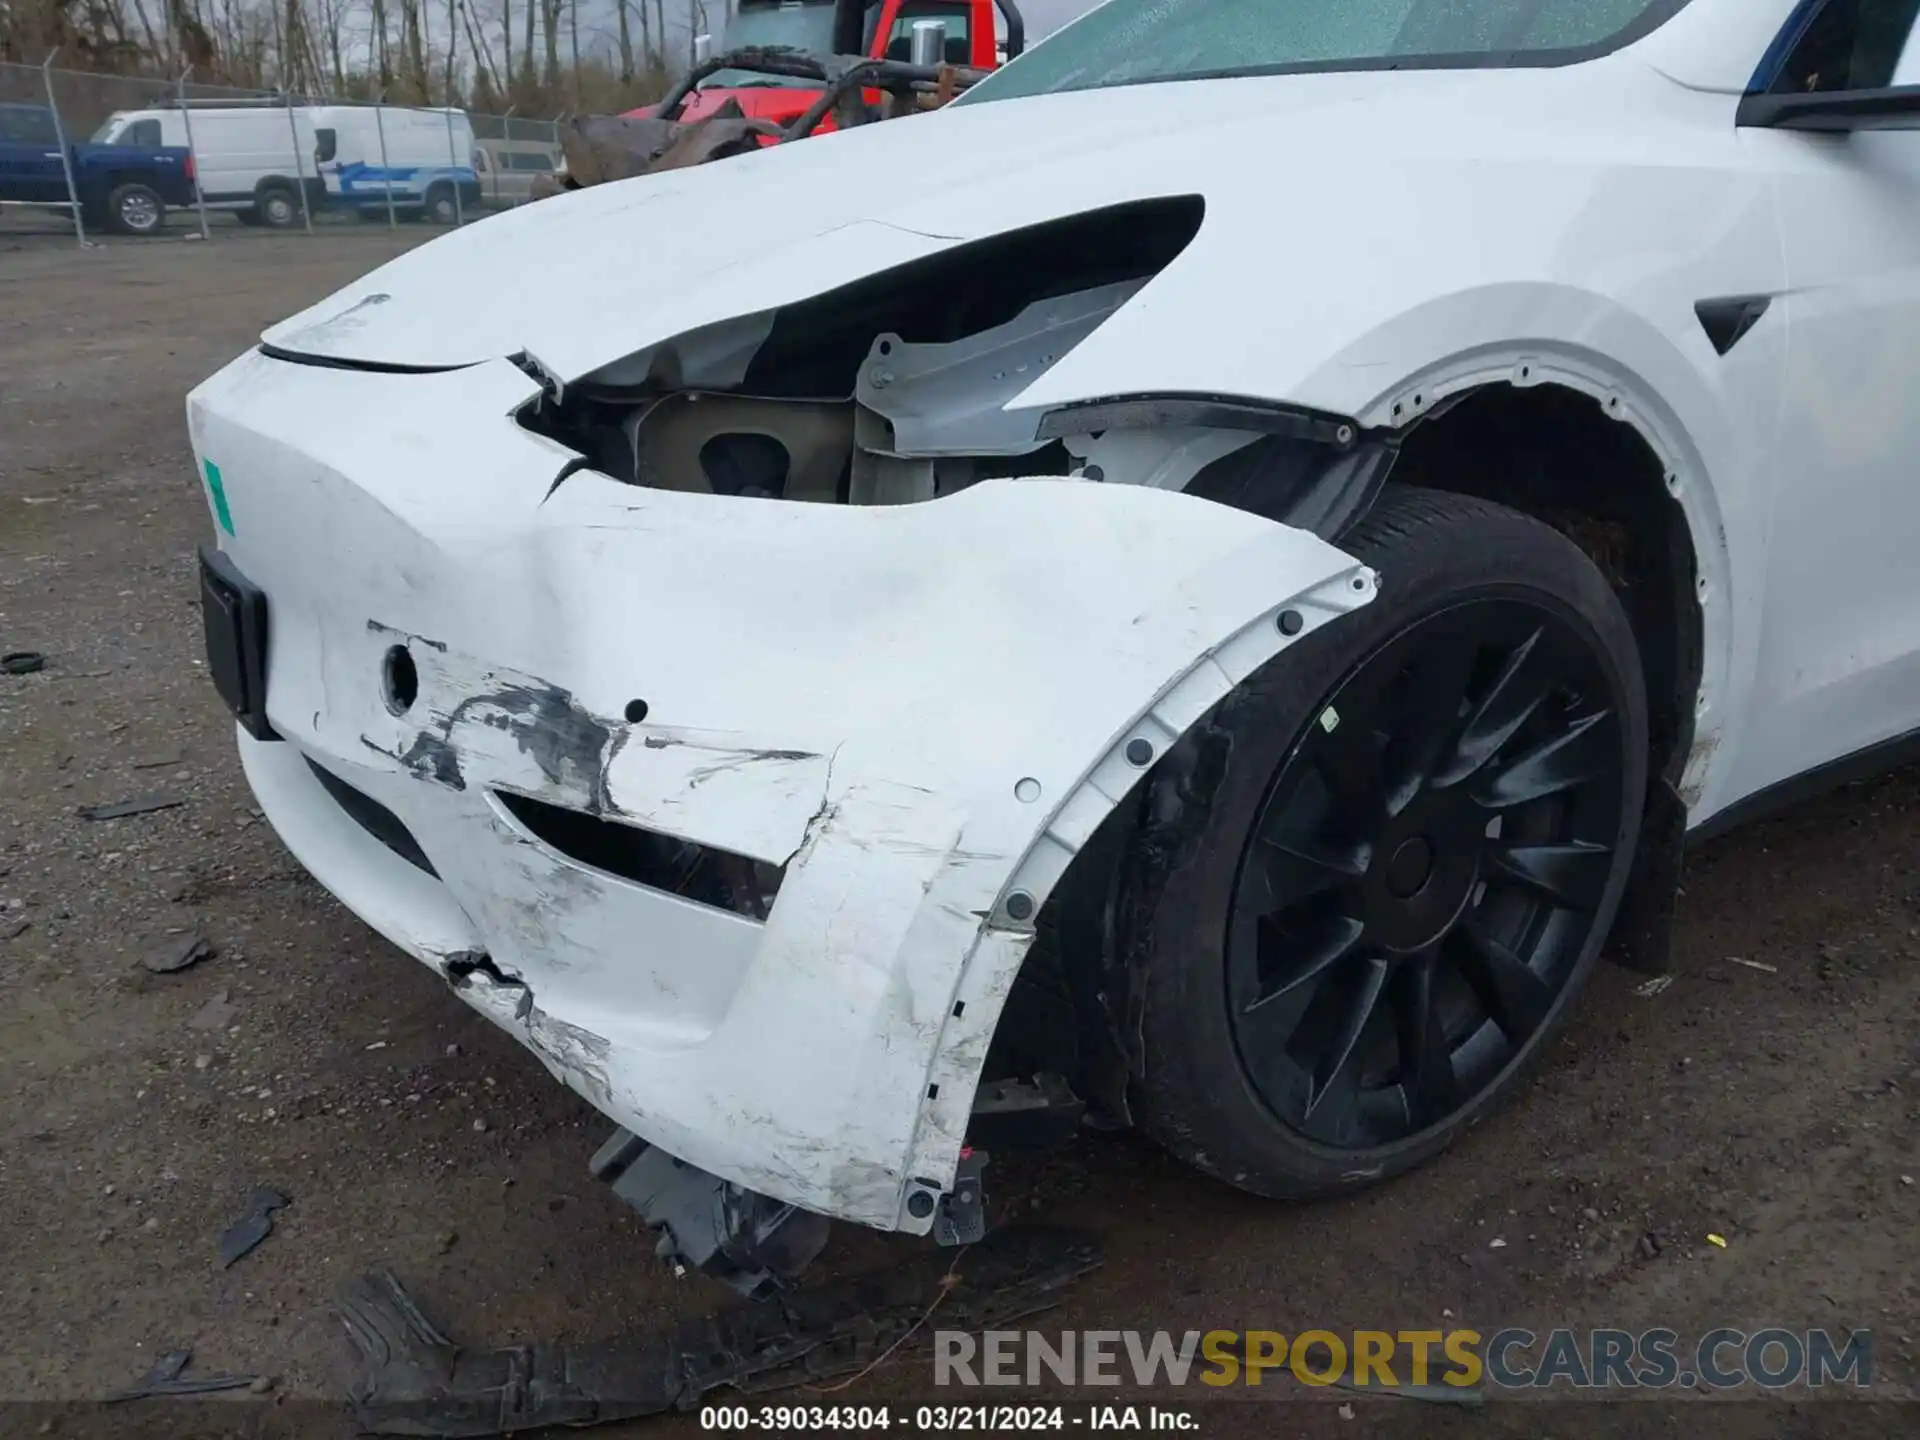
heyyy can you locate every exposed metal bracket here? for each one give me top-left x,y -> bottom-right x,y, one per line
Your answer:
967,1072 -> 1085,1149
1037,393 -> 1361,449
589,1128 -> 831,1296
934,1150 -> 987,1246
855,279 -> 1146,458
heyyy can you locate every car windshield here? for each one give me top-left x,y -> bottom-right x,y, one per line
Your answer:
703,0 -> 840,88
959,0 -> 1690,103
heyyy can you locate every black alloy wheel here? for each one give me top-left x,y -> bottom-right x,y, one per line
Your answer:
1226,597 -> 1626,1148
1120,487 -> 1648,1199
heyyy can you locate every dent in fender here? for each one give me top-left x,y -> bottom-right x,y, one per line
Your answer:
362,553 -> 1379,1229
198,344 -> 1385,1226
894,562 -> 1378,1225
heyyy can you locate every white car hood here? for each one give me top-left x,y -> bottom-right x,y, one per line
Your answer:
261,56 -> 1757,411
263,73 -> 1387,375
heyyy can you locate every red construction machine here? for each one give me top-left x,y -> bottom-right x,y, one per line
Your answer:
535,0 -> 1024,194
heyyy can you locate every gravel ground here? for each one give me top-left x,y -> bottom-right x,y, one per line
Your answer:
1,231 -> 1916,1439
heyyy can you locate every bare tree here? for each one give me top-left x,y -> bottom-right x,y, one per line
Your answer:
539,0 -> 558,88
278,0 -> 327,93
170,0 -> 217,73
126,0 -> 167,67
397,0 -> 427,95
459,0 -> 501,97
370,0 -> 393,88
315,0 -> 347,92
520,0 -> 533,90
614,0 -> 632,82
497,0 -> 511,93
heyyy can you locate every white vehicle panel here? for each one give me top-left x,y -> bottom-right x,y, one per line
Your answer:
187,351 -> 1375,1225
193,0 -> 1920,1240
1731,125 -> 1920,801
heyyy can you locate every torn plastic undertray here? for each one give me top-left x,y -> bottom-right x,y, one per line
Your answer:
337,1225 -> 1102,1436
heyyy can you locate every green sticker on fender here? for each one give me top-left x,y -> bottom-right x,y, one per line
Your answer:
203,458 -> 234,535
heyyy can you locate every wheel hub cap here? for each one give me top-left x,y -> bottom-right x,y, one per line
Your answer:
1224,596 -> 1628,1150
1385,836 -> 1432,897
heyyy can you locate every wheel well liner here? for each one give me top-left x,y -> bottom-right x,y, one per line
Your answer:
1387,382 -> 1701,798
991,379 -> 1705,1113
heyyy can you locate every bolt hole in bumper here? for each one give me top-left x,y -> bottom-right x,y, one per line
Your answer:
190,349 -> 1374,1231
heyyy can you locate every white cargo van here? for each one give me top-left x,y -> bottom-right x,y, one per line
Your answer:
92,104 -> 322,228
309,106 -> 481,224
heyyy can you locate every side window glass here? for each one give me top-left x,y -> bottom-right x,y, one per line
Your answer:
315,128 -> 338,163
124,119 -> 162,146
1768,0 -> 1920,92
6,109 -> 58,144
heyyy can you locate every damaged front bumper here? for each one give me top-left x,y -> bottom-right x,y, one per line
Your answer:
187,349 -> 1375,1233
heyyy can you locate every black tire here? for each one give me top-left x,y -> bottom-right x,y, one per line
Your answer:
423,182 -> 458,224
1120,486 -> 1648,1199
256,186 -> 301,229
105,183 -> 165,236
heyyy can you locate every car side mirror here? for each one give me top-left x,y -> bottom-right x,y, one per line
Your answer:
1737,84 -> 1920,131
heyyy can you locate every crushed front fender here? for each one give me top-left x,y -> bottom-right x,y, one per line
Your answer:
187,350 -> 1376,1231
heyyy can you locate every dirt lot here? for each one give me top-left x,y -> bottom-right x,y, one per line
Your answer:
1,231 -> 1917,1438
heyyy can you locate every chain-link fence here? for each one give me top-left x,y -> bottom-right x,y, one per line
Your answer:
0,57 -> 564,246
470,111 -> 563,210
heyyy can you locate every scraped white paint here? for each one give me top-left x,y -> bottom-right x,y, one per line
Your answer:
196,0 -> 1920,1228
190,352 -> 1372,1226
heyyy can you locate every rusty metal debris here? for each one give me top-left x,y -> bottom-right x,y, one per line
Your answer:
531,48 -> 990,198
548,102 -> 785,191
338,1225 -> 1102,1436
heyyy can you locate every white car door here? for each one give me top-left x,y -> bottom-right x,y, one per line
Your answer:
1730,0 -> 1920,804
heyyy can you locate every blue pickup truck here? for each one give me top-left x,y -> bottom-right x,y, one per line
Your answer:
0,101 -> 196,235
